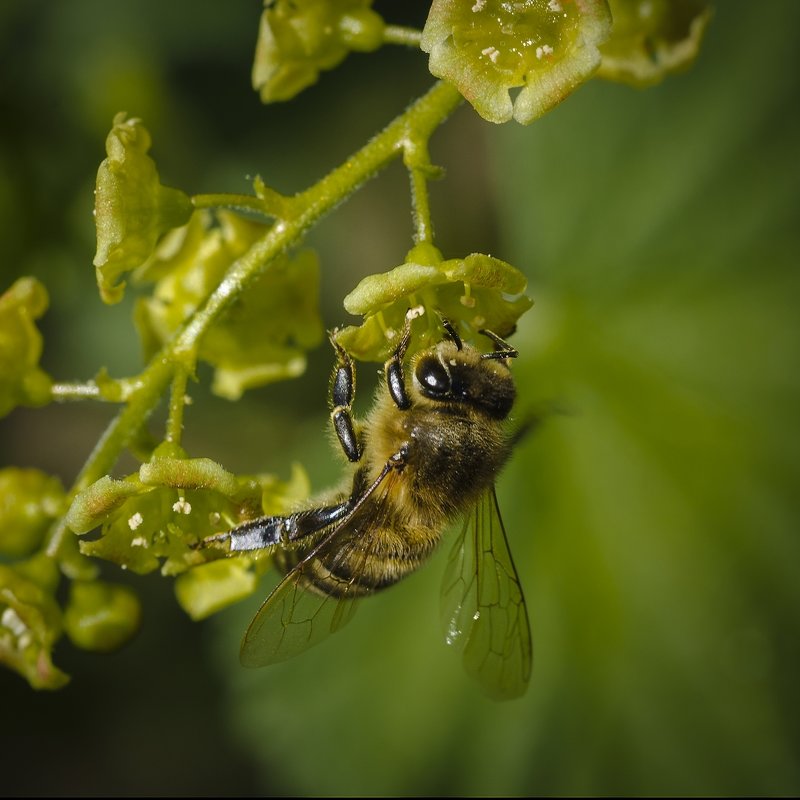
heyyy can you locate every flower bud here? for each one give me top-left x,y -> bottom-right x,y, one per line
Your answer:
64,580 -> 141,652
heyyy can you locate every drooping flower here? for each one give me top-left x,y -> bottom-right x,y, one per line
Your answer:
597,0 -> 714,87
336,249 -> 533,361
252,0 -> 385,103
93,113 -> 192,304
421,0 -> 612,125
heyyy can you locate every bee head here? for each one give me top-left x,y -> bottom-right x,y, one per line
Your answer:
412,338 -> 516,420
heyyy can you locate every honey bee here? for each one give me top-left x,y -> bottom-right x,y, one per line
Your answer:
207,309 -> 531,700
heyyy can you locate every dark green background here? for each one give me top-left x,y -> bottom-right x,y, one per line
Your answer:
1,1 -> 798,795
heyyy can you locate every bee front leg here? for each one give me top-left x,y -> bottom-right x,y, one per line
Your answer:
384,314 -> 414,411
329,333 -> 361,462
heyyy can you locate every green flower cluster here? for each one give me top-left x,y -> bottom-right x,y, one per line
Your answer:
66,449 -> 310,621
253,0 -> 386,102
0,467 -> 141,687
336,247 -> 533,361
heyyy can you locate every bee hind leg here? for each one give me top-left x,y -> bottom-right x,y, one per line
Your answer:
201,500 -> 353,554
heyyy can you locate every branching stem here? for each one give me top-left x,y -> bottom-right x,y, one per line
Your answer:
45,80 -> 463,561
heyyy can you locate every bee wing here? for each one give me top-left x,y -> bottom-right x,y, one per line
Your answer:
240,465 -> 402,667
441,487 -> 532,700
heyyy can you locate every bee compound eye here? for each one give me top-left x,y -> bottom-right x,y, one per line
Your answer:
416,358 -> 451,397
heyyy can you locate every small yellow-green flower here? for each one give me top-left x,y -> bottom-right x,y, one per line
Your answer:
336,250 -> 533,361
597,0 -> 713,87
0,277 -> 52,418
93,113 -> 192,304
135,210 -> 323,400
422,0 -> 612,125
0,564 -> 69,690
253,0 -> 385,103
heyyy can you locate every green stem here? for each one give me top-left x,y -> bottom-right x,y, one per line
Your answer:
50,381 -> 102,401
383,25 -> 423,48
46,80 -> 463,561
165,368 -> 189,446
45,357 -> 174,559
50,377 -> 142,403
409,166 -> 434,246
192,192 -> 276,216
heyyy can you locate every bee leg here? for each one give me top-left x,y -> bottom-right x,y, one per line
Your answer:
384,315 -> 413,411
205,499 -> 353,553
329,333 -> 361,462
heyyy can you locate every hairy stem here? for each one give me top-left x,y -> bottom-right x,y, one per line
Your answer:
383,25 -> 423,48
409,166 -> 434,246
50,381 -> 102,401
166,368 -> 190,446
51,377 -> 143,403
193,192 -> 284,218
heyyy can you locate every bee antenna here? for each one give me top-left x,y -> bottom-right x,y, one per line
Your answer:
479,329 -> 518,361
439,315 -> 463,351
